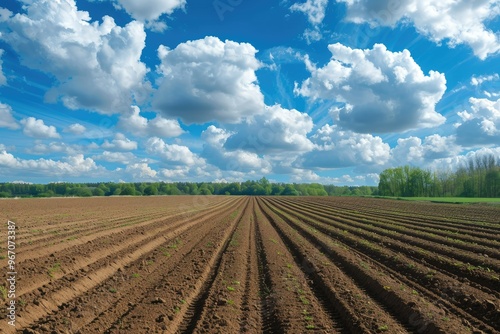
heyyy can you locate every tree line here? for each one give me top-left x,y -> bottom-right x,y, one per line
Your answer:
0,178 -> 377,198
378,154 -> 500,198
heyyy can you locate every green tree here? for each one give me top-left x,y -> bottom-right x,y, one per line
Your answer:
168,185 -> 183,195
223,182 -> 241,195
485,168 -> 500,197
379,154 -> 500,198
106,183 -> 121,196
282,184 -> 299,196
199,183 -> 214,195
75,187 -> 93,197
199,187 -> 212,195
144,185 -> 159,196
92,188 -> 105,196
257,177 -> 272,195
120,186 -> 136,196
271,184 -> 284,195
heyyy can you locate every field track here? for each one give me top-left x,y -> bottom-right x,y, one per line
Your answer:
0,196 -> 499,333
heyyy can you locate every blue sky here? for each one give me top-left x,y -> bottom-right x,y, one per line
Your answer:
0,0 -> 499,185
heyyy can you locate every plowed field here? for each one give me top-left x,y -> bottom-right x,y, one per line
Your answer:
1,196 -> 499,334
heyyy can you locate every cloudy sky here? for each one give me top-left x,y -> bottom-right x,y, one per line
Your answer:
0,0 -> 499,185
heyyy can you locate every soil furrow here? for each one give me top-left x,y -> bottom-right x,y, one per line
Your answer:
1,196 -> 498,334
253,198 -> 344,333
308,197 -> 500,227
252,203 -> 283,334
273,197 -> 500,289
289,197 -> 500,249
3,198 -> 243,333
258,198 -> 408,334
264,197 -> 498,334
176,198 -> 253,333
97,198 -> 247,333
80,199 -> 244,333
238,198 -> 263,333
16,197 -> 230,262
13,197 -> 237,299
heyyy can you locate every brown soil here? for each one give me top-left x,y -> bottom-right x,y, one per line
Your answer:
0,196 -> 498,334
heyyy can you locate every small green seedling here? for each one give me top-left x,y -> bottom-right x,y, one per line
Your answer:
48,262 -> 61,278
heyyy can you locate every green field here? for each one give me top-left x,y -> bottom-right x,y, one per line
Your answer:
374,196 -> 500,204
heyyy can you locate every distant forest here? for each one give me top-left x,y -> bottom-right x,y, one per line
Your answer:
0,178 -> 377,198
2,154 -> 498,199
379,154 -> 500,198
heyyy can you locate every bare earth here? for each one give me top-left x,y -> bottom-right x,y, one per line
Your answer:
0,196 -> 499,333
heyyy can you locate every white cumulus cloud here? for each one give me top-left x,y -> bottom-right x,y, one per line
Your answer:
456,97 -> 500,146
471,74 -> 499,86
21,117 -> 60,139
0,103 -> 19,130
101,133 -> 138,151
0,151 -> 103,177
391,135 -> 462,166
114,0 -> 186,21
159,167 -> 189,180
125,162 -> 157,180
295,43 -> 446,133
0,0 -> 149,114
93,151 -> 137,164
429,147 -> 500,173
291,0 -> 329,25
290,169 -> 321,183
298,124 -> 391,168
153,36 -> 265,124
201,125 -> 272,174
290,0 -> 328,43
224,104 -> 314,154
0,7 -> 12,22
146,137 -> 203,166
302,27 -> 323,44
118,106 -> 184,138
338,0 -> 500,59
64,123 -> 87,135
28,141 -> 83,155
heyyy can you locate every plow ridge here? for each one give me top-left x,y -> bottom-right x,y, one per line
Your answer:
256,199 -> 356,334
265,197 -> 499,333
289,197 -> 500,258
273,197 -> 500,294
0,196 -> 498,334
175,198 -> 251,333
238,201 -> 262,333
252,201 -> 284,334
